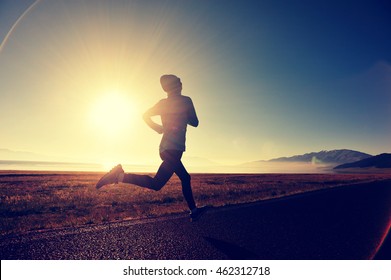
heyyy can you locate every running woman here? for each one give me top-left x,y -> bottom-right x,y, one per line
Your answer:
96,74 -> 208,222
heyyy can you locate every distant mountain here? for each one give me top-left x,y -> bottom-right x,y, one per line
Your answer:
0,148 -> 77,163
268,149 -> 372,164
0,148 -> 45,161
334,153 -> 391,169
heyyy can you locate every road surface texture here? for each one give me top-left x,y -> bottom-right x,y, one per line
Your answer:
1,180 -> 391,260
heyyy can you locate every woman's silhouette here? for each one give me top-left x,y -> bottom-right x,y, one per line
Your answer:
96,75 -> 208,221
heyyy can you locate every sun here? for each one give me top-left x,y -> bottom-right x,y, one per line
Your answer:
88,90 -> 137,137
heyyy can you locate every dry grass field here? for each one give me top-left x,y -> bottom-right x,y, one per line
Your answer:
1,171 -> 391,235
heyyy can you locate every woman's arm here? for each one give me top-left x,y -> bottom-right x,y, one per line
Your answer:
187,99 -> 199,127
143,108 -> 163,134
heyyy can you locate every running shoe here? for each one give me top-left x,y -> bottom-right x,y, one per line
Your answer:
190,205 -> 211,222
96,164 -> 124,189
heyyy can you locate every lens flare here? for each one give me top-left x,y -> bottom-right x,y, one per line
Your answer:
0,0 -> 42,54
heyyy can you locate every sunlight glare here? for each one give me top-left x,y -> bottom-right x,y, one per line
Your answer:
88,90 -> 137,138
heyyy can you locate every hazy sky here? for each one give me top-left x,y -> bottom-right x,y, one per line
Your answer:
0,0 -> 390,166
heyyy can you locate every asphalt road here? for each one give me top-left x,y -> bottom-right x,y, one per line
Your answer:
1,180 -> 391,260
